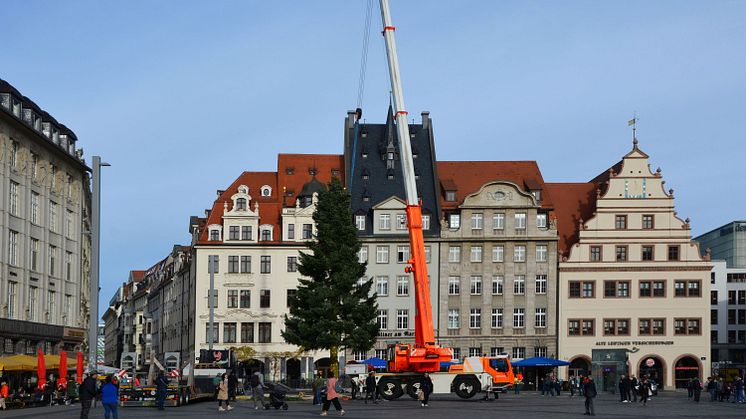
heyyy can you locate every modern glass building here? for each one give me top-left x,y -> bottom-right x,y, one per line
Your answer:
694,221 -> 746,269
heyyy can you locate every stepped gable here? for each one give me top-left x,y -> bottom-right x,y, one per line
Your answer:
544,183 -> 598,258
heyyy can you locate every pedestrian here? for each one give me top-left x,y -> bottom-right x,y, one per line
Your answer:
0,381 -> 8,410
716,377 -> 724,402
251,371 -> 264,410
629,375 -> 638,402
639,378 -> 651,405
707,377 -> 717,402
569,375 -> 576,397
583,376 -> 597,416
513,375 -> 521,395
134,375 -> 141,387
67,378 -> 78,405
364,372 -> 377,404
687,378 -> 694,399
216,373 -> 232,411
312,373 -> 323,405
101,375 -> 119,419
618,374 -> 627,402
320,371 -> 345,416
155,371 -> 169,410
734,377 -> 744,403
515,372 -> 523,394
421,372 -> 434,407
227,370 -> 237,402
692,377 -> 702,403
78,371 -> 98,419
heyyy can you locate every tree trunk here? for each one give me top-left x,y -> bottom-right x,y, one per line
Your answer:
330,346 -> 339,378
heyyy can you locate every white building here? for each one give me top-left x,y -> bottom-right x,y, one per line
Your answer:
709,260 -> 746,377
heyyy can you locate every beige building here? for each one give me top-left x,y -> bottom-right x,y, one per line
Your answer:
549,140 -> 711,390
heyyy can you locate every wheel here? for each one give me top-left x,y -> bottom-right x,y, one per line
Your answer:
406,379 -> 423,399
282,403 -> 288,410
453,376 -> 480,399
377,377 -> 404,400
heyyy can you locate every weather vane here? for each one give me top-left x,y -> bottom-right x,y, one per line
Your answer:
628,112 -> 638,143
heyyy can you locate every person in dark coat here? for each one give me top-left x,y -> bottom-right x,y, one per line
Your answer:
583,376 -> 597,416
628,375 -> 638,402
227,370 -> 238,402
692,377 -> 702,403
420,372 -> 434,407
618,375 -> 627,402
639,378 -> 651,405
79,371 -> 99,419
155,371 -> 169,410
364,372 -> 377,404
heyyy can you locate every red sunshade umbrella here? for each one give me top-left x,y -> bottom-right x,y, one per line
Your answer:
76,351 -> 84,384
57,351 -> 68,389
37,348 -> 47,390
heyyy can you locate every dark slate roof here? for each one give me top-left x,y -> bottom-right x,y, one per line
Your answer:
344,108 -> 441,237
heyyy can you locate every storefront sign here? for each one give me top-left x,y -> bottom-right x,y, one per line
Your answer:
63,327 -> 86,339
594,340 -> 674,347
645,358 -> 655,367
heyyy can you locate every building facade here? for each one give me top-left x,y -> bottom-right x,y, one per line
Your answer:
709,260 -> 746,379
102,285 -> 124,367
551,140 -> 712,390
0,79 -> 91,356
694,221 -> 746,269
436,162 -> 558,362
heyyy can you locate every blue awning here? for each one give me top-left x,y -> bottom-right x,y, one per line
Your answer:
512,357 -> 570,367
361,357 -> 387,369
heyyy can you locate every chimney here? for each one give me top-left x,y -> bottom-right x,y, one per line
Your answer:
346,110 -> 356,129
216,189 -> 224,197
421,111 -> 430,130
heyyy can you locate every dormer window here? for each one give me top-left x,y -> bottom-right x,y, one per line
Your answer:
260,186 -> 272,197
238,185 -> 249,194
260,225 -> 273,241
531,190 -> 541,201
387,152 -> 394,160
445,191 -> 456,202
236,198 -> 247,211
285,167 -> 295,175
209,229 -> 220,241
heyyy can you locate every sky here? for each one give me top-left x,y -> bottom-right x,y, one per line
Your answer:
3,0 -> 745,317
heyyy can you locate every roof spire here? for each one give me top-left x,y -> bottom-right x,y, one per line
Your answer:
628,112 -> 639,148
385,101 -> 396,149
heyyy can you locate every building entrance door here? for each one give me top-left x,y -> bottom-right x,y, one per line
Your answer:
674,356 -> 700,388
638,356 -> 664,390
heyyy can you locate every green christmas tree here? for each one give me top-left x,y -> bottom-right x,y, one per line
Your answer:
282,177 -> 379,376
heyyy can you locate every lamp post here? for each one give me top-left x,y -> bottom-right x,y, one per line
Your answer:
89,156 -> 110,369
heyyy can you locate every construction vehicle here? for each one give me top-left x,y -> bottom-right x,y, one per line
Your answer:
368,0 -> 514,400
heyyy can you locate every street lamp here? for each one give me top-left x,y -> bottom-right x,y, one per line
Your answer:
89,156 -> 110,369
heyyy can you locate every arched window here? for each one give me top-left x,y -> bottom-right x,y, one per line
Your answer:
260,226 -> 273,241
236,198 -> 247,211
260,186 -> 272,197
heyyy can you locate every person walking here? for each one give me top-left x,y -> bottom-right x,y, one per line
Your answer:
364,372 -> 377,404
216,373 -> 232,412
250,371 -> 264,410
707,377 -> 717,402
692,377 -> 702,403
320,371 -> 345,416
618,375 -> 627,402
101,376 -> 119,419
421,372 -> 434,407
0,381 -> 8,410
733,377 -> 744,403
312,373 -> 323,405
155,371 -> 169,410
639,378 -> 651,406
583,376 -> 597,416
227,370 -> 238,402
514,374 -> 521,395
686,378 -> 694,399
569,375 -> 576,397
78,371 -> 98,419
629,375 -> 638,402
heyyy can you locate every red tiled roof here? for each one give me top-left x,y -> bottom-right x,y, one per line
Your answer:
544,182 -> 598,257
197,154 -> 343,245
129,270 -> 146,283
436,161 -> 553,210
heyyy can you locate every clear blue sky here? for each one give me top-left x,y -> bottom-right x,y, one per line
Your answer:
3,1 -> 745,316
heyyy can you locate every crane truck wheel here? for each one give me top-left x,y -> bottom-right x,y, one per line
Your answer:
377,377 -> 404,400
453,375 -> 480,399
406,379 -> 422,399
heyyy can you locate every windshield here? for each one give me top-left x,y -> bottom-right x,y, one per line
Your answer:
489,358 -> 509,373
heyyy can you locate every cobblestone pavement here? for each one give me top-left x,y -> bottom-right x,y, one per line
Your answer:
2,392 -> 745,418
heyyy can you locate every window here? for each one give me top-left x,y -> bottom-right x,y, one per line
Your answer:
674,318 -> 701,335
206,323 -> 219,343
242,226 -> 252,240
260,228 -> 272,241
452,348 -> 461,360
536,245 -> 547,262
376,276 -> 389,296
286,289 -> 297,307
49,201 -> 58,232
376,246 -> 389,263
240,290 -> 250,308
66,210 -> 74,238
258,322 -> 272,343
640,245 -> 654,261
241,322 -> 254,343
8,231 -> 18,266
590,246 -> 602,262
260,256 -> 271,273
638,318 -> 664,335
30,239 -> 39,271
711,309 -> 718,325
642,214 -> 654,229
355,215 -> 366,230
424,246 -> 431,263
31,192 -> 39,224
422,215 -> 430,230
6,282 -> 16,319
668,245 -> 680,261
358,247 -> 368,263
240,256 -> 251,273
491,308 -> 503,328
236,198 -> 247,210
568,319 -> 594,336
604,280 -> 630,298
492,276 -> 504,295
535,275 -> 547,294
397,309 -> 409,329
449,214 -> 460,229
470,246 -> 483,262
534,346 -> 548,358
396,214 -> 407,230
51,165 -> 57,190
535,308 -> 547,328
10,141 -> 18,168
514,245 -> 526,262
287,224 -> 295,240
260,290 -> 271,308
445,191 -> 456,202
728,290 -> 737,304
28,286 -> 38,321
64,295 -> 72,325
711,290 -> 718,305
512,347 -> 526,360
469,347 -> 481,357
493,213 -> 505,230
448,309 -> 460,329
492,245 -> 504,262
229,226 -> 239,240
47,290 -> 56,318
396,276 -> 409,296
49,245 -> 57,276
223,323 -> 236,343
448,276 -> 460,295
569,281 -> 594,298
470,308 -> 482,329
379,214 -> 391,230
603,319 -> 630,336
210,229 -> 220,241
302,224 -> 313,239
615,215 -> 627,229
514,213 -> 526,230
740,291 -> 746,304
377,310 -> 388,330
260,186 -> 271,197
228,256 -> 238,273
9,181 -> 18,215
287,256 -> 298,272
513,308 -> 525,328
471,213 -> 483,230
639,280 -> 665,297
536,213 -> 547,229
616,246 -> 627,261
226,290 -> 239,308
397,246 -> 410,263
728,309 -> 736,324
448,246 -> 461,263
675,280 -> 700,297
513,275 -> 525,295
65,251 -> 73,280
470,276 -> 482,295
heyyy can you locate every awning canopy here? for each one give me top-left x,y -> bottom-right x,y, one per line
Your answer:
0,354 -> 79,372
512,357 -> 571,367
361,357 -> 387,369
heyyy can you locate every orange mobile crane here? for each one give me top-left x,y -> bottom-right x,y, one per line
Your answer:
373,0 -> 514,400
